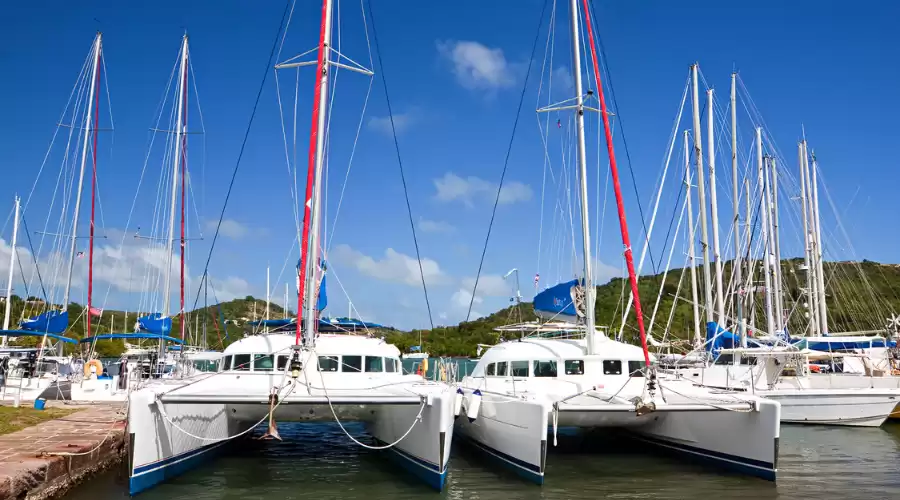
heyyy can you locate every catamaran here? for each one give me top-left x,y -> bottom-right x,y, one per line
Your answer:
454,0 -> 779,484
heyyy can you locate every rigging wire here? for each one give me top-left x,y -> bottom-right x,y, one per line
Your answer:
463,0 -> 550,322
366,0 -> 439,329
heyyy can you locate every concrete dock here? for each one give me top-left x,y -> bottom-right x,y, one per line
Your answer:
0,403 -> 126,500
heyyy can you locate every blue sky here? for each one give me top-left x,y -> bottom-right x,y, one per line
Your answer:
1,1 -> 898,330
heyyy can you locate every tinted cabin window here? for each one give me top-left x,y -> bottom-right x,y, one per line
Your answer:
602,360 -> 623,375
496,362 -> 508,376
385,358 -> 398,373
343,355 -> 362,372
233,354 -> 251,371
564,360 -> 584,375
222,355 -> 233,371
318,356 -> 339,372
254,354 -> 274,371
486,363 -> 496,376
628,360 -> 644,377
365,356 -> 384,372
276,355 -> 288,371
533,360 -> 557,377
511,361 -> 529,377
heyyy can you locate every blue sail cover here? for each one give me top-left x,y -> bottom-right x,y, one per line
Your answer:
793,337 -> 896,350
137,313 -> 172,334
20,310 -> 68,334
533,279 -> 581,320
706,321 -> 759,353
317,274 -> 327,311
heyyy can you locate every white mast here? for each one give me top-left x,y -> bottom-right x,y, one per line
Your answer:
63,33 -> 102,309
265,265 -> 270,325
756,129 -> 775,336
691,64 -> 713,325
684,131 -> 702,347
744,178 -> 753,340
730,73 -> 745,344
801,141 -> 820,334
811,151 -> 828,333
798,142 -> 815,335
163,35 -> 189,320
706,89 -> 725,325
284,283 -> 289,319
567,0 -> 597,353
303,0 -> 335,343
769,157 -> 785,333
2,196 -> 21,347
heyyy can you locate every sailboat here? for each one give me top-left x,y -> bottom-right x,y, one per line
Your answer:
454,0 -> 779,484
127,0 -> 455,493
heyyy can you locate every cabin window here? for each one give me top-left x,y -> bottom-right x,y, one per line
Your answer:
602,360 -> 623,375
233,354 -> 251,371
628,360 -> 645,377
496,361 -> 508,376
510,360 -> 529,377
222,355 -> 233,371
253,354 -> 274,371
318,356 -> 339,372
276,355 -> 288,371
385,358 -> 398,373
486,363 -> 496,376
564,360 -> 584,375
533,360 -> 557,377
365,356 -> 384,372
343,355 -> 362,372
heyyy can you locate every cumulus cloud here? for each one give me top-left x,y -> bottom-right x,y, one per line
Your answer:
437,40 -> 516,90
461,274 -> 511,297
418,217 -> 455,233
368,110 -> 416,135
433,172 -> 532,207
204,218 -> 251,240
331,244 -> 448,287
451,288 -> 482,309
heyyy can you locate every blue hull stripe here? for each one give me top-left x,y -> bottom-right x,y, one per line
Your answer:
130,441 -> 227,495
631,433 -> 776,481
457,433 -> 544,485
373,437 -> 447,491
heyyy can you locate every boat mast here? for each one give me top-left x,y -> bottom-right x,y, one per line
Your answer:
744,178 -> 754,340
756,128 -> 775,336
164,35 -> 189,328
706,89 -> 725,324
690,65 -> 714,326
730,73 -> 745,344
798,142 -> 814,335
684,131 -> 702,347
298,0 -> 334,348
801,141 -> 820,334
62,33 -> 102,313
769,157 -> 785,333
579,0 -> 652,365
811,151 -> 828,333
2,196 -> 21,347
86,44 -> 102,346
265,266 -> 270,326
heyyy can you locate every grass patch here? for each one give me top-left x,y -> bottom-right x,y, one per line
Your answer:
0,405 -> 78,435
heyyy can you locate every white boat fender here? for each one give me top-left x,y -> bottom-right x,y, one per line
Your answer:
453,387 -> 464,417
466,389 -> 482,422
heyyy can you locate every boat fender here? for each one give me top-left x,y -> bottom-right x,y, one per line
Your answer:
466,389 -> 482,422
453,387 -> 464,418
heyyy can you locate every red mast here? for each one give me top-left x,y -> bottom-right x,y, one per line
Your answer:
87,41 -> 102,340
179,51 -> 188,341
580,0 -> 651,366
296,0 -> 330,346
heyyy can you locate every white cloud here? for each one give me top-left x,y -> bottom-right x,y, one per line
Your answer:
461,274 -> 510,297
368,111 -> 416,135
209,276 -> 252,302
592,258 -> 623,285
437,40 -> 516,90
433,172 -> 532,207
452,288 -> 482,309
205,218 -> 250,240
331,244 -> 448,287
418,217 -> 455,233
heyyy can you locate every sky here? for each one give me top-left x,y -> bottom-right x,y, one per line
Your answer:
0,0 -> 898,330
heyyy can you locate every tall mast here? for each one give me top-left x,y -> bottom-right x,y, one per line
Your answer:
298,0 -> 335,347
756,129 -> 775,336
801,141 -> 819,334
690,65 -> 714,326
2,196 -> 21,347
164,35 -> 189,324
798,142 -> 814,335
811,151 -> 828,333
63,33 -> 102,310
706,89 -> 725,324
684,131 -> 702,347
265,266 -> 270,325
730,73 -> 745,343
567,0 -> 596,353
769,157 -> 785,333
579,0 -> 651,365
85,41 -> 102,349
744,177 -> 754,340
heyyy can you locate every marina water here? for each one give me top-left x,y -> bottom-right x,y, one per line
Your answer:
66,422 -> 900,499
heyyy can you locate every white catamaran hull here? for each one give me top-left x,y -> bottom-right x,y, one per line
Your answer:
762,389 -> 898,427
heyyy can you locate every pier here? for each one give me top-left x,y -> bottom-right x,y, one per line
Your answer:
0,403 -> 126,500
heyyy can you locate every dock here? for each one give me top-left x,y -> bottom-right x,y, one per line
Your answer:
0,403 -> 126,500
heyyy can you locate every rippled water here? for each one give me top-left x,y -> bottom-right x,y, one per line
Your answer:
67,422 -> 900,500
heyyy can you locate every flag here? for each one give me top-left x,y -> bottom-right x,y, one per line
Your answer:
76,251 -> 85,258
556,119 -> 561,129
534,273 -> 540,286
89,306 -> 102,317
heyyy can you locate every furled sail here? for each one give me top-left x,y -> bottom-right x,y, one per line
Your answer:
532,279 -> 584,321
20,310 -> 68,334
137,313 -> 173,334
